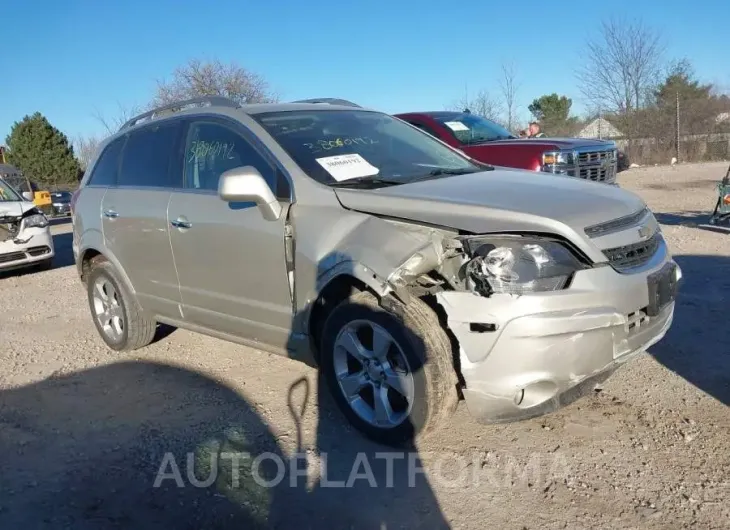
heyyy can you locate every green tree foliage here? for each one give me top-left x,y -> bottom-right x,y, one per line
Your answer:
654,59 -> 713,106
528,94 -> 578,135
649,59 -> 728,138
5,112 -> 82,187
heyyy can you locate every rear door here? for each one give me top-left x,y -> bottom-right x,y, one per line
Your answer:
101,119 -> 185,319
167,116 -> 293,351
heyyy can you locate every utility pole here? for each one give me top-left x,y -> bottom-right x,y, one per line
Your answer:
675,91 -> 681,163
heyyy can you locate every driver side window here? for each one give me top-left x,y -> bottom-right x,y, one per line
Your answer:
184,120 -> 276,193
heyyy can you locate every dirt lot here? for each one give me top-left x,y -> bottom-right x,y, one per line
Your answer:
1,162 -> 729,529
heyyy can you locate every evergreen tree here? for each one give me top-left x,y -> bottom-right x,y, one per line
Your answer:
5,112 -> 82,187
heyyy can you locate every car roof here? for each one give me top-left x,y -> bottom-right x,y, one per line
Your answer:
112,99 -> 379,138
397,111 -> 465,118
239,102 -> 374,115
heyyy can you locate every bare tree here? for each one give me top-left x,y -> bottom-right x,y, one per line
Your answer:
499,62 -> 520,131
448,89 -> 503,123
92,102 -> 143,135
576,18 -> 664,118
73,135 -> 102,171
152,58 -> 277,107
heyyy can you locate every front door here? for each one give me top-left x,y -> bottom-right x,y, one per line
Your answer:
168,117 -> 293,351
100,119 -> 185,319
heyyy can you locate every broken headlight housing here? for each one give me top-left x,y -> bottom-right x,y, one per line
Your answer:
22,213 -> 49,229
462,235 -> 585,296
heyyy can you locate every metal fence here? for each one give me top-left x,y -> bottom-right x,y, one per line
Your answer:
577,96 -> 730,165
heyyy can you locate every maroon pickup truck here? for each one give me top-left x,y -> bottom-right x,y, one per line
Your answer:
394,110 -> 619,185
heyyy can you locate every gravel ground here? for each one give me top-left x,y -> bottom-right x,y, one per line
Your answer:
1,163 -> 729,529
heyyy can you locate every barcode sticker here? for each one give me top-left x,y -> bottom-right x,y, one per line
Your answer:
316,154 -> 380,181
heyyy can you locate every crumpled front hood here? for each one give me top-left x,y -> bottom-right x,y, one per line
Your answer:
333,169 -> 646,261
0,200 -> 36,219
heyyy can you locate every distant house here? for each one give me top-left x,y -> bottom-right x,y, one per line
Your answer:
577,117 -> 623,139
716,112 -> 730,124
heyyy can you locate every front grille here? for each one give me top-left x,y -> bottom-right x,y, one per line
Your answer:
626,310 -> 650,334
578,151 -> 613,164
0,251 -> 25,264
574,147 -> 617,184
27,245 -> 51,257
579,166 -> 612,182
604,231 -> 661,271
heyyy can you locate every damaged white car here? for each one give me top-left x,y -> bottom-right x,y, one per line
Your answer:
0,176 -> 54,273
73,98 -> 681,446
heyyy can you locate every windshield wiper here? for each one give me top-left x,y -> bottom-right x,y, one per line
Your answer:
408,167 -> 488,183
329,176 -> 404,189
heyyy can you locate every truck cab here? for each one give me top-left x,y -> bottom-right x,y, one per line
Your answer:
395,111 -> 619,185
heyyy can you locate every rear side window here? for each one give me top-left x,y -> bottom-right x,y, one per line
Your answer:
408,120 -> 440,138
118,121 -> 182,188
87,136 -> 125,187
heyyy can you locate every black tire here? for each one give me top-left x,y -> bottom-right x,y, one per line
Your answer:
320,291 -> 459,446
86,258 -> 156,351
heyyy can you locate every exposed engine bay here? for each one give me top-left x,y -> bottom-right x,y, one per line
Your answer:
0,207 -> 44,244
0,214 -> 22,243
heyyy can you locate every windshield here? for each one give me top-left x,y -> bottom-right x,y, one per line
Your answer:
253,109 -> 482,186
2,174 -> 34,194
429,112 -> 516,145
0,178 -> 22,202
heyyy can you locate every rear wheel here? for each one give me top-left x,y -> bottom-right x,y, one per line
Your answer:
86,259 -> 156,351
320,291 -> 459,446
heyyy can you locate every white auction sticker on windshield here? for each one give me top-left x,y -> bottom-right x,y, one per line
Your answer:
316,153 -> 380,181
444,121 -> 469,132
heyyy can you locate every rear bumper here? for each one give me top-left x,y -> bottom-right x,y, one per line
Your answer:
0,228 -> 55,271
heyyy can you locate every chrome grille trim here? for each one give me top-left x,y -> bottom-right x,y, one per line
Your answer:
604,231 -> 661,271
573,146 -> 617,184
578,151 -> 613,164
543,145 -> 618,184
584,207 -> 651,238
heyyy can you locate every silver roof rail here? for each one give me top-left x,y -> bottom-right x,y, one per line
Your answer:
291,98 -> 362,108
119,96 -> 240,131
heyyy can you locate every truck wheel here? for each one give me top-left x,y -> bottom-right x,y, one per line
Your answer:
86,259 -> 156,351
320,291 -> 459,446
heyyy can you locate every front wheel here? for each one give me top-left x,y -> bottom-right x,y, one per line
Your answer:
320,291 -> 459,446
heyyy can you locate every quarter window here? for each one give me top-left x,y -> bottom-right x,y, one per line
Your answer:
183,121 -> 276,192
87,136 -> 125,186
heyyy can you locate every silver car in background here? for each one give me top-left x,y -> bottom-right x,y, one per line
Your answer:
72,97 -> 681,445
1,176 -> 55,273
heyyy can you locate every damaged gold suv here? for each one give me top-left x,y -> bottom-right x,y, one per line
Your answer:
73,97 -> 681,445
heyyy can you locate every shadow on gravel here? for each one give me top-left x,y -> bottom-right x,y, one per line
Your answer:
0,360 -> 447,529
650,254 -> 730,407
653,212 -> 730,234
51,231 -> 74,269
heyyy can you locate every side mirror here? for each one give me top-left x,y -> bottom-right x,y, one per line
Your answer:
218,166 -> 282,221
22,191 -> 33,202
